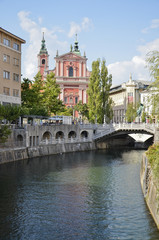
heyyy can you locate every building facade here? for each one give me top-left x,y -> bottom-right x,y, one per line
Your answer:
38,34 -> 90,116
0,27 -> 25,105
140,87 -> 158,123
109,74 -> 150,123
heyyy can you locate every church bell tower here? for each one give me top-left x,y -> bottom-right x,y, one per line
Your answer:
37,32 -> 49,79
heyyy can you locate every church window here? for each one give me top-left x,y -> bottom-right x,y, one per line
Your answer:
69,67 -> 73,77
75,97 -> 78,104
42,59 -> 45,64
70,97 -> 73,103
64,97 -> 67,103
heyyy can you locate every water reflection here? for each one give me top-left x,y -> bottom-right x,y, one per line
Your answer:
0,150 -> 159,240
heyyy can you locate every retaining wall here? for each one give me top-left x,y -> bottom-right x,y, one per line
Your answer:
0,141 -> 96,164
140,154 -> 159,228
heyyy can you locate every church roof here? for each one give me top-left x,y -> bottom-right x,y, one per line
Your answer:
55,34 -> 87,60
39,32 -> 48,55
54,51 -> 87,60
72,34 -> 81,56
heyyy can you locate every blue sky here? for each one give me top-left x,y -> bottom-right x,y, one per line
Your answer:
1,0 -> 159,85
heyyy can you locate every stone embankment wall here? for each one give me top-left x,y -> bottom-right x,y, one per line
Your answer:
140,154 -> 159,228
0,141 -> 96,164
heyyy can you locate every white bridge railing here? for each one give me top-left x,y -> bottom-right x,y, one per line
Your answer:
93,123 -> 156,140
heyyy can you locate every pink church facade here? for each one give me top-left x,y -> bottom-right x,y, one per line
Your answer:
38,34 -> 90,117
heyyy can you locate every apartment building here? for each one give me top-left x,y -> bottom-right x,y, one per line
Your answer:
0,27 -> 25,105
109,74 -> 150,123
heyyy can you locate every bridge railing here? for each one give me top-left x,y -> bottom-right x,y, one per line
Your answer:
39,136 -> 92,146
93,122 -> 156,140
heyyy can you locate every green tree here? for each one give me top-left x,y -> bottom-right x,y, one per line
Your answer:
32,72 -> 44,104
0,105 -> 21,123
21,74 -> 48,116
21,73 -> 43,108
21,78 -> 35,108
125,103 -> 137,122
74,101 -> 89,120
0,105 -> 20,144
43,72 -> 64,115
141,111 -> 146,123
87,59 -> 113,123
0,125 -> 11,144
58,107 -> 73,116
146,51 -> 159,81
87,59 -> 101,123
99,59 -> 113,123
146,51 -> 159,118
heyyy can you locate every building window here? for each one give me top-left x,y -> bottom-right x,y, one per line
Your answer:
13,73 -> 19,82
75,97 -> 78,104
13,43 -> 19,51
42,59 -> 45,64
128,92 -> 133,103
13,58 -> 19,66
3,87 -> 10,96
64,97 -> 67,103
3,38 -> 10,47
3,71 -> 10,79
69,67 -> 73,77
2,102 -> 10,106
3,54 -> 10,63
70,97 -> 73,103
13,89 -> 19,97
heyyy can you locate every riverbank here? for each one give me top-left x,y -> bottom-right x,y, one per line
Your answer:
140,153 -> 159,229
0,141 -> 96,164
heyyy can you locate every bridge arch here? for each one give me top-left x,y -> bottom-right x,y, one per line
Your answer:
68,131 -> 76,139
17,134 -> 23,141
55,131 -> 64,139
80,130 -> 89,138
42,131 -> 52,140
16,134 -> 23,146
94,123 -> 155,148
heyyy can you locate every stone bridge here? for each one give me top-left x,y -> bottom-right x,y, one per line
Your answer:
93,123 -> 157,148
4,122 -> 159,149
93,123 -> 155,141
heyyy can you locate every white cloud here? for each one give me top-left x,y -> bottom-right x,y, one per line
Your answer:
38,17 -> 43,24
142,19 -> 159,33
68,17 -> 93,38
68,22 -> 81,38
18,11 -> 68,80
18,12 -> 93,79
137,38 -> 159,56
82,17 -> 93,31
108,38 -> 159,86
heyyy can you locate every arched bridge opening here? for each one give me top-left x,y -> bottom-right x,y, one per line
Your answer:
68,131 -> 76,139
81,131 -> 89,138
95,128 -> 154,149
42,131 -> 52,140
56,131 -> 64,139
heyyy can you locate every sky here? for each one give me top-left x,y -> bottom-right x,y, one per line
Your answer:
1,0 -> 159,86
